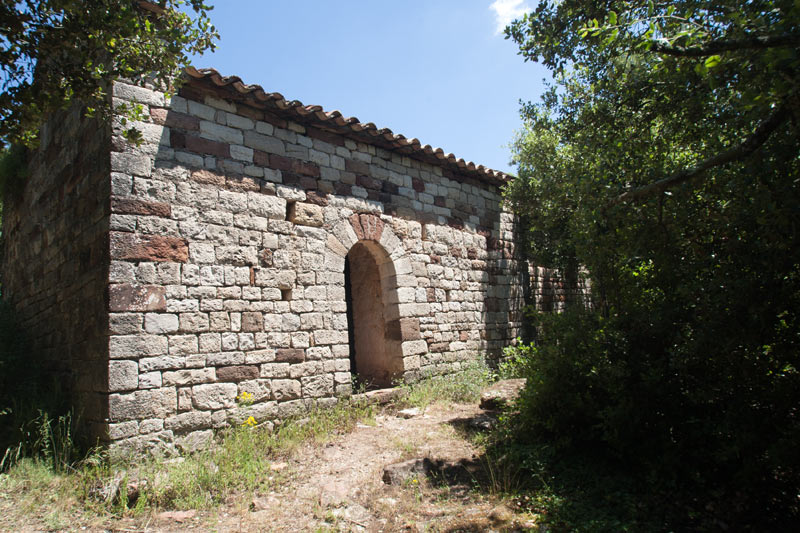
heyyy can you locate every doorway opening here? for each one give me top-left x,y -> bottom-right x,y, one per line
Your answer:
344,241 -> 403,390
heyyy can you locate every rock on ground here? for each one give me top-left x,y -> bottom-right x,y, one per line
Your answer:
479,378 -> 526,411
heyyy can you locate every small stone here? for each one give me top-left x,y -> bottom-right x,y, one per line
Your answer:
479,378 -> 527,411
157,510 -> 197,523
468,413 -> 496,431
382,458 -> 436,485
398,407 -> 421,419
488,505 -> 515,524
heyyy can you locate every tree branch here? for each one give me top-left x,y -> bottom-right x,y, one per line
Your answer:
614,106 -> 789,204
651,33 -> 800,57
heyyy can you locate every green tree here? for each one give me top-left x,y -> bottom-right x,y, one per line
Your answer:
502,0 -> 799,529
0,0 -> 217,146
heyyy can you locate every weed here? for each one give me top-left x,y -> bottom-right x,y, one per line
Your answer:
1,409 -> 79,473
391,437 -> 417,458
479,449 -> 521,496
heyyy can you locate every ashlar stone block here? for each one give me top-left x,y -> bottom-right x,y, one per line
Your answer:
192,383 -> 238,410
109,360 -> 138,392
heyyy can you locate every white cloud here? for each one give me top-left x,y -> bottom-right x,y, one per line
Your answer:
490,0 -> 531,34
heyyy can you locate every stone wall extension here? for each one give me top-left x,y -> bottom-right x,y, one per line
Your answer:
1,104 -> 111,442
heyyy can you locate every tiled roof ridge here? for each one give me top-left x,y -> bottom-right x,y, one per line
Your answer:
184,67 -> 511,185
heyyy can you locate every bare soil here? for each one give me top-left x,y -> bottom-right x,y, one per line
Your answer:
1,401 -> 536,532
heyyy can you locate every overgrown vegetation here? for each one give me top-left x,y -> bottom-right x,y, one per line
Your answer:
499,0 -> 800,530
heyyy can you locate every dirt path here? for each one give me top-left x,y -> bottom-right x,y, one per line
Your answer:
1,397 -> 534,532
152,402 -> 525,532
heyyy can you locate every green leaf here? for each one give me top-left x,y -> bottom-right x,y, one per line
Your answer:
704,55 -> 722,69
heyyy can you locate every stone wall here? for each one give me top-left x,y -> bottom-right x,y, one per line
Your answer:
1,104 -> 111,441
104,78 -> 525,454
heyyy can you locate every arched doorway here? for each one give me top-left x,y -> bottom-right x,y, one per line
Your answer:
344,240 -> 403,389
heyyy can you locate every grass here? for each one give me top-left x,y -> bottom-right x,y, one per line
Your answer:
396,358 -> 493,410
0,396 -> 377,526
1,360 -> 517,530
111,397 -> 376,512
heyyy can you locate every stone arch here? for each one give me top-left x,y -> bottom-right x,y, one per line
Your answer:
324,214 -> 425,388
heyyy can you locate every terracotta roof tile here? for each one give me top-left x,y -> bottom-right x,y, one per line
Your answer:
183,67 -> 510,185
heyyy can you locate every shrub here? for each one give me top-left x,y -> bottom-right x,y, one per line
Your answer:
503,303 -> 800,531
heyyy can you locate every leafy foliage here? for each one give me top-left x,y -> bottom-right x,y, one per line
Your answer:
0,0 -> 217,146
502,0 -> 800,529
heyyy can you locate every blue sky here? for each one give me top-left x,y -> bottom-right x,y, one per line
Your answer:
189,1 -> 547,175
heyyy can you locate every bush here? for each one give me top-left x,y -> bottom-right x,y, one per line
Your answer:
502,303 -> 800,531
496,340 -> 535,380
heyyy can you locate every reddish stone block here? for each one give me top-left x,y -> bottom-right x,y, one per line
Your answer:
110,231 -> 189,262
427,287 -> 436,302
299,176 -> 318,190
275,349 -> 305,364
334,182 -> 352,196
293,160 -> 320,178
305,191 -> 329,206
184,134 -> 230,159
150,108 -> 200,131
269,154 -> 293,171
253,149 -> 270,166
359,214 -> 384,242
434,196 -> 446,207
241,312 -> 263,332
356,174 -> 382,191
109,283 -> 166,312
282,172 -> 301,186
216,365 -> 259,382
112,198 -> 171,217
429,342 -> 449,353
191,169 -> 225,187
349,214 -> 364,240
226,175 -> 261,192
345,159 -> 369,175
412,177 -> 425,192
449,247 -> 462,258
